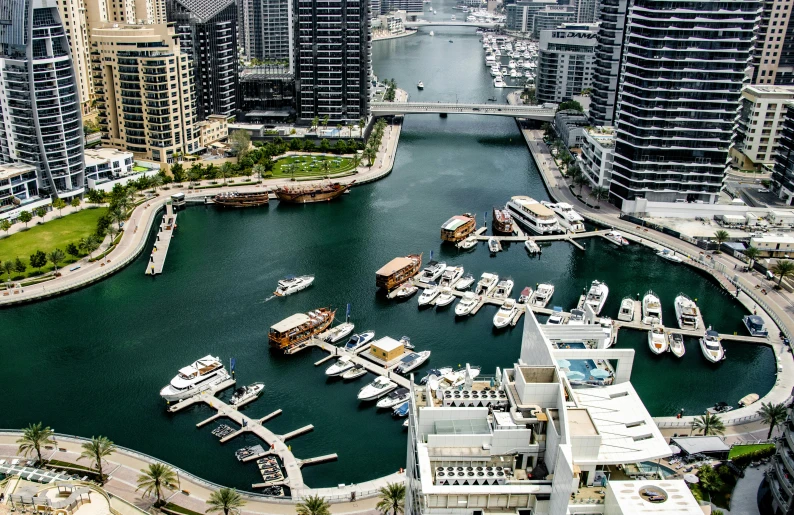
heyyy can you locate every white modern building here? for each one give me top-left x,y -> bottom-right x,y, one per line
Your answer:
0,163 -> 51,222
84,148 -> 135,184
732,85 -> 794,171
580,126 -> 616,189
536,24 -> 597,104
404,310 -> 697,515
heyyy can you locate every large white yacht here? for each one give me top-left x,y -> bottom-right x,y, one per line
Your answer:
493,299 -> 519,328
475,273 -> 499,296
455,291 -> 480,316
492,279 -> 514,299
493,77 -> 506,88
582,280 -> 608,315
700,329 -> 725,363
418,285 -> 441,307
358,376 -> 398,401
325,355 -> 356,376
531,283 -> 554,308
505,196 -> 560,235
647,325 -> 668,355
160,355 -> 228,402
642,291 -> 663,325
439,266 -> 464,288
617,297 -> 634,322
274,275 -> 314,296
674,294 -> 700,330
419,261 -> 446,282
542,202 -> 585,233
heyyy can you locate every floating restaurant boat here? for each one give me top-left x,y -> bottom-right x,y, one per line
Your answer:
441,213 -> 477,243
419,260 -> 447,282
700,329 -> 725,363
492,208 -> 514,233
455,291 -> 480,316
604,230 -> 629,246
642,291 -> 662,325
674,294 -> 700,330
583,280 -> 608,315
273,275 -> 314,296
213,191 -> 270,207
453,273 -> 475,290
273,181 -> 353,204
230,382 -> 265,406
743,315 -> 769,337
647,324 -> 667,355
475,273 -> 499,296
617,296 -> 634,322
531,284 -> 554,308
268,308 -> 335,351
376,254 -> 422,290
669,332 -> 685,358
159,355 -> 228,401
324,322 -> 355,343
506,196 -> 560,235
493,299 -> 518,328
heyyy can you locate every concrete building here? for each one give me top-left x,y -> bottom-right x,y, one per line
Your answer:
0,163 -> 49,222
572,0 -> 598,23
772,102 -> 794,204
609,0 -> 759,207
732,85 -> 794,171
580,126 -> 616,188
767,412 -> 794,513
537,24 -> 597,104
240,0 -> 292,70
195,115 -> 229,149
505,0 -> 558,33
381,0 -> 423,15
751,0 -> 794,85
750,234 -> 794,256
588,0 -> 628,126
84,0 -> 167,27
0,0 -> 85,199
294,0 -> 371,125
83,147 -> 134,184
167,0 -> 239,119
553,110 -> 589,147
57,0 -> 94,115
91,23 -> 199,163
238,65 -> 295,123
404,310 -> 700,515
532,7 -> 577,39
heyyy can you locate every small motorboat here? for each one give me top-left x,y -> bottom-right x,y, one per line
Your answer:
419,261 -> 447,282
393,401 -> 410,418
492,279 -> 514,299
399,335 -> 414,350
475,273 -> 499,296
341,364 -> 367,380
325,322 -> 355,343
669,332 -> 685,358
738,393 -> 759,407
402,418 -> 409,427
603,231 -> 629,246
357,376 -> 398,401
583,280 -> 608,315
229,382 -> 265,406
394,284 -> 418,299
707,401 -> 733,414
417,81 -> 424,89
531,284 -> 554,308
274,275 -> 315,296
617,297 -> 634,322
700,329 -> 725,363
524,239 -> 541,254
418,285 -> 441,307
395,351 -> 431,374
454,273 -> 475,290
344,331 -> 375,352
648,325 -> 667,355
377,387 -> 411,408
493,299 -> 519,328
568,309 -> 585,325
439,266 -> 464,288
435,287 -> 456,307
419,367 -> 452,384
657,248 -> 683,263
546,307 -> 564,325
517,287 -> 532,304
457,235 -> 478,250
488,237 -> 502,253
455,291 -> 480,316
325,355 -> 356,376
642,291 -> 662,325
743,315 -> 769,337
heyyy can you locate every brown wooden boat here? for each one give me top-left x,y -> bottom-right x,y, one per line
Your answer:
213,191 -> 270,207
376,253 -> 422,290
268,308 -> 336,351
440,213 -> 476,243
492,208 -> 514,234
274,181 -> 355,204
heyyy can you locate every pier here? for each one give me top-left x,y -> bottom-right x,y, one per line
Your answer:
474,228 -> 610,243
145,202 -> 177,275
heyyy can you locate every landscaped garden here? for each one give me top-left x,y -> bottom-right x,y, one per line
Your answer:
270,155 -> 357,179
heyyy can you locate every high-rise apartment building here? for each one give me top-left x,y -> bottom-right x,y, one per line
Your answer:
91,23 -> 199,163
573,0 -> 598,23
294,0 -> 371,124
531,6 -> 576,39
167,0 -> 239,119
588,0 -> 628,126
772,102 -> 794,204
766,411 -> 794,513
84,0 -> 166,27
731,85 -> 794,171
0,0 -> 85,199
240,0 -> 292,69
609,0 -> 759,207
56,0 -> 93,114
536,24 -> 597,104
751,0 -> 794,85
505,0 -> 557,34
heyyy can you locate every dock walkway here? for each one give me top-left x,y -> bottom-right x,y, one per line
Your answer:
145,203 -> 177,275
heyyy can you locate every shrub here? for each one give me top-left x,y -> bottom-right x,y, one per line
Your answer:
730,446 -> 776,468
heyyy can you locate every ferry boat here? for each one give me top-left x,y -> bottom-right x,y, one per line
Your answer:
617,297 -> 634,322
492,279 -> 514,299
273,181 -> 353,204
325,356 -> 356,376
358,376 -> 398,401
506,196 -> 560,235
531,284 -> 554,307
395,351 -> 431,374
669,332 -> 685,358
604,231 -> 629,246
439,266 -> 464,288
642,291 -> 662,325
582,280 -> 608,315
743,315 -> 769,337
213,191 -> 270,207
230,382 -> 265,406
700,329 -> 725,363
344,331 -> 375,352
674,294 -> 699,330
492,208 -> 514,233
273,275 -> 314,296
648,325 -> 668,355
324,322 -> 355,343
475,273 -> 499,296
493,299 -> 518,328
376,254 -> 422,290
268,308 -> 335,350
543,202 -> 585,233
419,260 -> 447,282
524,239 -> 541,254
455,291 -> 480,316
377,387 -> 411,408
159,355 -> 228,401
454,273 -> 475,290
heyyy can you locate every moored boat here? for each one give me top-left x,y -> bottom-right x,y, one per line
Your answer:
600,317 -> 615,347
419,261 -> 447,282
475,273 -> 499,296
344,331 -> 376,352
454,273 -> 475,290
583,280 -> 608,315
493,299 -> 518,328
707,401 -> 733,414
376,254 -> 423,291
531,284 -> 554,308
492,208 -> 514,233
213,191 -> 270,207
524,239 -> 541,254
439,266 -> 464,288
325,322 -> 355,343
377,387 -> 411,408
648,325 -> 667,355
604,230 -> 629,246
427,365 -> 481,391
457,235 -> 478,250
395,351 -> 431,374
159,355 -> 228,401
743,315 -> 769,337
230,382 -> 265,406
669,332 -> 685,358
700,329 -> 725,363
341,364 -> 367,380
506,196 -> 560,235
543,201 -> 585,233
358,376 -> 398,400
441,214 -> 477,243
435,287 -> 456,307
394,401 -> 410,418
418,285 -> 441,307
325,355 -> 356,376
417,81 -> 424,89
274,275 -> 314,296
393,284 -> 419,299
568,308 -> 586,325
642,291 -> 662,325
617,296 -> 634,322
273,181 -> 354,204
517,287 -> 532,304
492,279 -> 514,299
657,248 -> 683,263
455,291 -> 480,316
488,237 -> 502,253
268,308 -> 335,351
738,393 -> 759,407
674,294 -> 700,330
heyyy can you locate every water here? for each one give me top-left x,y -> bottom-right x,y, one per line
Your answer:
0,22 -> 775,490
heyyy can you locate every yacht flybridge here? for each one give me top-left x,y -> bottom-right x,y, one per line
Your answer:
160,355 -> 228,402
506,196 -> 560,235
274,275 -> 314,296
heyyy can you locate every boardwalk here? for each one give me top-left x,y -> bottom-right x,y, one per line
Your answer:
144,204 -> 177,275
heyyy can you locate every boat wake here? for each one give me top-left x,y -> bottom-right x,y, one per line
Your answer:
263,295 -> 277,303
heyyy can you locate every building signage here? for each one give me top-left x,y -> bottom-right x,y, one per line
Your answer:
551,31 -> 596,39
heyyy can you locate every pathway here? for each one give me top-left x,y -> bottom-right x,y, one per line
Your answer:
725,466 -> 765,515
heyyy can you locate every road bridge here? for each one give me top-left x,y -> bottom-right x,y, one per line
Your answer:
404,20 -> 499,28
370,102 -> 555,121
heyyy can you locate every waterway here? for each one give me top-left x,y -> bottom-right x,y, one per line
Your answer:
0,19 -> 775,491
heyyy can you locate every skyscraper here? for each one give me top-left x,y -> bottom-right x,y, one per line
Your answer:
609,0 -> 759,207
536,24 -> 597,104
0,0 -> 85,198
240,0 -> 292,69
588,0 -> 628,126
56,0 -> 94,115
294,0 -> 371,124
751,0 -> 794,85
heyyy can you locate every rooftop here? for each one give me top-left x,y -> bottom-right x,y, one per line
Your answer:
744,84 -> 794,97
669,436 -> 730,456
84,147 -> 133,166
371,336 -> 403,353
0,162 -> 36,180
270,313 -> 311,332
605,480 -> 705,514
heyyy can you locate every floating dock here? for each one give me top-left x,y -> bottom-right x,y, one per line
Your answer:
145,203 -> 177,275
474,228 -> 610,243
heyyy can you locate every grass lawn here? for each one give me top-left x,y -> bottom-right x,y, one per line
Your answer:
270,155 -> 356,179
728,443 -> 775,459
162,503 -> 203,515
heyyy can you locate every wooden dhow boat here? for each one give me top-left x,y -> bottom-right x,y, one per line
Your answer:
268,308 -> 335,351
440,213 -> 476,243
212,191 -> 270,207
273,181 -> 354,204
492,208 -> 513,234
377,254 -> 422,291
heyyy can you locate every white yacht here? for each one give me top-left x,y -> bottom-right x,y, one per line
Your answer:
509,70 -> 518,78
455,291 -> 480,316
357,376 -> 398,401
439,266 -> 464,288
376,387 -> 411,408
648,325 -> 668,355
489,67 -> 499,77
325,355 -> 356,376
493,77 -> 506,88
543,202 -> 585,233
429,30 -> 435,36
475,273 -> 499,296
274,275 -> 314,296
642,291 -> 663,325
454,273 -> 475,290
324,322 -> 355,343
341,364 -> 367,380
488,237 -> 502,253
344,331 -> 375,352
583,280 -> 608,315
546,312 -> 565,325
657,249 -> 683,263
568,309 -> 586,325
617,297 -> 634,322
393,284 -> 418,299
531,284 -> 554,307
427,366 -> 481,391
669,332 -> 685,358
492,279 -> 514,299
394,351 -> 431,374
506,196 -> 561,235
160,355 -> 227,402
419,260 -> 447,282
600,317 -> 615,348
493,299 -> 519,328
418,285 -> 441,306
508,60 -> 516,69
524,239 -> 541,254
700,329 -> 725,363
457,235 -> 478,249
229,382 -> 264,406
603,231 -> 629,246
674,294 -> 700,330
417,81 -> 424,89
435,287 -> 456,307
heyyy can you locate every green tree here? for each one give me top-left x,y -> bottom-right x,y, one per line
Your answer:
52,198 -> 67,217
66,242 -> 80,258
364,147 -> 376,167
590,185 -> 609,204
692,412 -> 725,436
322,115 -> 329,129
18,210 -> 32,228
48,248 -> 65,273
253,164 -> 266,181
206,488 -> 246,515
16,422 -> 54,465
171,163 -> 185,184
296,495 -> 331,515
87,189 -> 104,204
150,173 -> 163,193
71,197 -> 81,211
714,230 -> 730,245
759,402 -> 788,439
189,163 -> 203,185
229,130 -> 251,161
312,116 -> 320,132
697,465 -> 725,494
0,218 -> 11,235
541,122 -> 553,140
376,483 -> 405,515
221,162 -> 233,186
359,118 -> 366,137
29,250 -> 47,272
2,260 -> 13,284
35,207 -> 47,220
136,463 -> 178,506
557,100 -> 583,112
289,138 -> 304,151
14,257 -> 27,275
320,139 -> 331,152
335,140 -> 348,154
744,246 -> 760,269
772,260 -> 794,287
78,436 -> 115,485
79,235 -> 100,259
573,173 -> 588,195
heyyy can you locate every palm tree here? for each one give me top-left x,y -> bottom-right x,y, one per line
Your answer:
221,162 -> 233,186
692,412 -> 725,436
364,147 -> 376,167
772,260 -> 794,287
376,483 -> 405,515
573,173 -> 588,196
78,436 -> 116,484
17,422 -> 54,465
590,185 -> 609,205
48,249 -> 65,273
714,229 -> 730,245
253,164 -> 266,181
745,246 -> 760,269
150,174 -> 163,193
759,402 -> 788,439
296,495 -> 330,515
206,488 -> 246,515
136,463 -> 178,506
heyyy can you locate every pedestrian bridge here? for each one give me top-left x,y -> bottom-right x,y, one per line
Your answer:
370,102 -> 555,121
404,20 -> 499,29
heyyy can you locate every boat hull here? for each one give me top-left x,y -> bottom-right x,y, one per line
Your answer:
213,192 -> 270,207
268,309 -> 336,350
160,370 -> 230,402
274,182 -> 352,204
700,341 -> 725,363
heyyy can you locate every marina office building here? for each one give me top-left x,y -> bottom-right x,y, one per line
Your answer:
404,311 -> 701,514
536,24 -> 597,105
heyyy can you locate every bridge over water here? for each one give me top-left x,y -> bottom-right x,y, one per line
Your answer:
370,102 -> 555,121
403,20 -> 499,29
